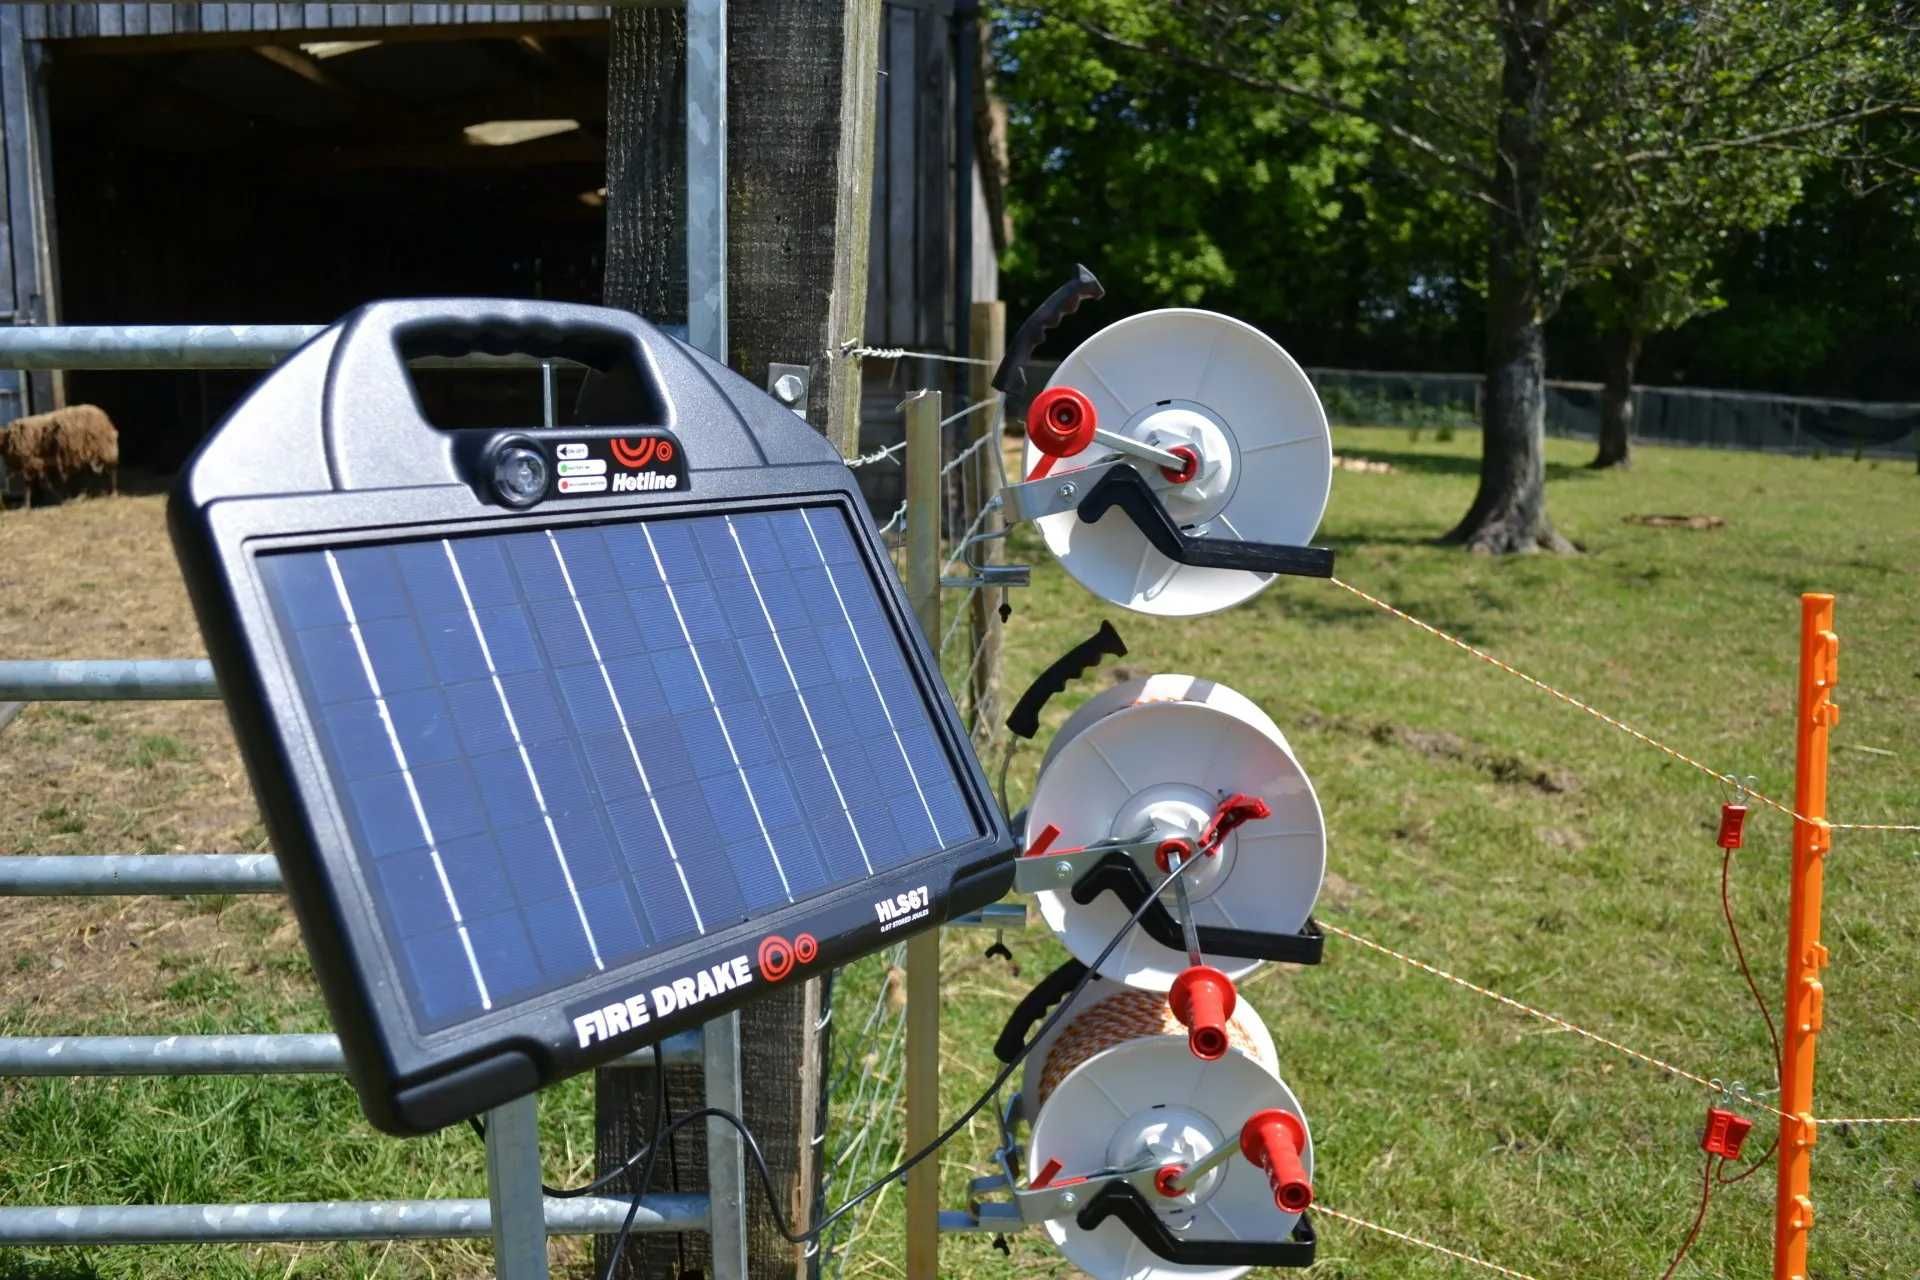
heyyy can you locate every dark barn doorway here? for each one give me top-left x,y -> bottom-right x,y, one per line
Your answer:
51,26 -> 610,477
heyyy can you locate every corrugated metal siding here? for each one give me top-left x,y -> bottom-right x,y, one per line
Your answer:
24,4 -> 608,39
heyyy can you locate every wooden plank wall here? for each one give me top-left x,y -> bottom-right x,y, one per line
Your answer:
23,5 -> 609,40
866,0 -> 956,352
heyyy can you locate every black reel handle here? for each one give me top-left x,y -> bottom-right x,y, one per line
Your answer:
991,957 -> 1089,1065
1005,620 -> 1127,741
1070,853 -> 1325,964
992,264 -> 1105,394
1077,465 -> 1335,578
1076,1183 -> 1317,1268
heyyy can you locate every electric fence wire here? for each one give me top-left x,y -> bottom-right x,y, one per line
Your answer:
1314,1206 -> 1545,1280
1327,576 -> 1920,834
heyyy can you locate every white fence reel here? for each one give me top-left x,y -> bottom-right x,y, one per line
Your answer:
1022,674 -> 1327,992
1006,308 -> 1335,617
986,974 -> 1315,1279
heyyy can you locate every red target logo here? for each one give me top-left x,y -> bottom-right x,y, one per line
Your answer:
655,440 -> 674,462
758,935 -> 795,982
793,933 -> 819,964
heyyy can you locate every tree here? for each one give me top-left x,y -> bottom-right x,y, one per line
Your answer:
1563,7 -> 1915,468
1005,1 -> 1919,551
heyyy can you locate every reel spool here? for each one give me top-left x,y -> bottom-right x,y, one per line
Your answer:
1026,674 -> 1326,991
1020,976 -> 1314,1279
1018,310 -> 1334,617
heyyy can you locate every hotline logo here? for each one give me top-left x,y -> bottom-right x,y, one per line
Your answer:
610,436 -> 675,469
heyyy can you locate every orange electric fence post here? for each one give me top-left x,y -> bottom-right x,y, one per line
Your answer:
1774,593 -> 1836,1280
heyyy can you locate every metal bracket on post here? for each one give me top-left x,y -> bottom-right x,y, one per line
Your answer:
703,1013 -> 749,1280
686,0 -> 727,363
682,6 -> 745,1273
485,1094 -> 550,1280
767,362 -> 810,419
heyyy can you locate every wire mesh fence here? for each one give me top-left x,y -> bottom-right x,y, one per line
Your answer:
1308,367 -> 1920,460
815,385 -> 1013,1276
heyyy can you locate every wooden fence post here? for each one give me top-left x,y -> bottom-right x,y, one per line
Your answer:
598,4 -> 882,1276
966,301 -> 1005,732
902,390 -> 943,1280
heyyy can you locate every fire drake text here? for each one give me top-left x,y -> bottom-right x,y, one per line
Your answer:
571,953 -> 754,1048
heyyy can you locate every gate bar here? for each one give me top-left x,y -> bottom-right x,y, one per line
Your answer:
0,1193 -> 708,1245
0,853 -> 283,895
0,1032 -> 702,1076
0,659 -> 217,700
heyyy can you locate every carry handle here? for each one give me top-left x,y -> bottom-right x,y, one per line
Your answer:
321,299 -> 674,490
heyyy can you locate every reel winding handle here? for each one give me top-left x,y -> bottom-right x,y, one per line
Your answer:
1005,620 -> 1128,740
1075,465 -> 1337,579
992,264 -> 1105,394
1168,965 -> 1237,1061
1241,1109 -> 1313,1213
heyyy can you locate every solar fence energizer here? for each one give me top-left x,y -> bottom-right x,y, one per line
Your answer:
170,299 -> 1017,1136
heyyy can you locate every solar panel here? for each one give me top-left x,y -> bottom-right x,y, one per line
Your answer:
172,301 -> 1015,1133
256,509 -> 980,1031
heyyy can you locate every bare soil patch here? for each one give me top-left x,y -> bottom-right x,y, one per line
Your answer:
0,494 -> 280,1024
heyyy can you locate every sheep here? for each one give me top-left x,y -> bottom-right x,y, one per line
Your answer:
0,404 -> 119,509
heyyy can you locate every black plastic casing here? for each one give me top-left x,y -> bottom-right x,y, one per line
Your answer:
169,299 -> 1015,1135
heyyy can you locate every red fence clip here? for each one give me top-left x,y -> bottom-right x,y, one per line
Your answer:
1200,793 -> 1271,854
1029,1156 -> 1064,1189
1717,803 -> 1748,850
1701,1106 -> 1754,1159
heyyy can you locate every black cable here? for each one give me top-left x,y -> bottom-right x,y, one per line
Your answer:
468,1057 -> 668,1200
599,1097 -> 675,1280
597,854 -> 1203,1273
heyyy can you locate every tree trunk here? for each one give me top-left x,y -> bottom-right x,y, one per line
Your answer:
1443,0 -> 1573,554
1589,327 -> 1640,469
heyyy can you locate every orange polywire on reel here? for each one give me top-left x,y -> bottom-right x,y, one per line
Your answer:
1324,578 -> 1920,835
1775,594 -> 1836,1280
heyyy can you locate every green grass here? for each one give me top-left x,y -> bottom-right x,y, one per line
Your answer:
0,903 -> 599,1280
4,429 -> 1916,1278
835,428 -> 1920,1279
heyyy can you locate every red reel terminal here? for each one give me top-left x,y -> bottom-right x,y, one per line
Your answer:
1159,444 -> 1200,485
1239,1109 -> 1313,1213
1153,837 -> 1196,874
1168,965 -> 1237,1061
1025,386 -> 1098,481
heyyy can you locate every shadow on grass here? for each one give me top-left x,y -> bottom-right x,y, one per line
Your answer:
1339,445 -> 1601,483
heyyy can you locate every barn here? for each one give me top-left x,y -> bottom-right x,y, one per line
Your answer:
0,3 -> 1003,489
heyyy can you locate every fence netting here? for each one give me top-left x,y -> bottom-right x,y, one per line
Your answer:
1307,366 -> 1920,459
816,379 -> 1011,1277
